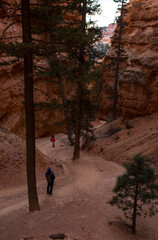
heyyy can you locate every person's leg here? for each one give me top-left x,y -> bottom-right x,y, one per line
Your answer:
47,183 -> 49,194
53,142 -> 55,148
49,181 -> 54,194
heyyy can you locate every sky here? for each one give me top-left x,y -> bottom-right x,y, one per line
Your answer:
89,0 -> 120,27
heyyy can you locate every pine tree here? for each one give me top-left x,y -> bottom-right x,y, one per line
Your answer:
0,0 -> 102,160
21,0 -> 40,212
30,0 -> 79,145
112,0 -> 128,120
30,0 -> 102,158
110,154 -> 158,234
0,0 -> 40,211
64,0 -> 101,160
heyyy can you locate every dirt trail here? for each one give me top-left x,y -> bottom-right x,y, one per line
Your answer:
35,134 -> 123,204
0,133 -> 158,240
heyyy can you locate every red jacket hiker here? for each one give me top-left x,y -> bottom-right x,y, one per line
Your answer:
51,135 -> 55,147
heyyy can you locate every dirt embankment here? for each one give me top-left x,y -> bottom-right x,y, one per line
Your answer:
87,113 -> 158,174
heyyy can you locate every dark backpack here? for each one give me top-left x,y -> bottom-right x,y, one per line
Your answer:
46,173 -> 52,184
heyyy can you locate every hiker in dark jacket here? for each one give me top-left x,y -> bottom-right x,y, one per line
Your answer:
45,167 -> 55,195
51,134 -> 55,148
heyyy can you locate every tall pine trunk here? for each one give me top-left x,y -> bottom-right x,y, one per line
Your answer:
57,75 -> 74,145
51,51 -> 74,145
132,182 -> 138,233
113,0 -> 124,120
72,0 -> 86,160
73,83 -> 83,160
21,0 -> 40,211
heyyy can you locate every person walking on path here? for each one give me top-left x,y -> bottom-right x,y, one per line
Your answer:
45,167 -> 55,195
51,134 -> 55,148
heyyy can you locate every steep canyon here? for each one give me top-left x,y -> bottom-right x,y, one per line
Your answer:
0,0 -> 158,137
99,0 -> 158,119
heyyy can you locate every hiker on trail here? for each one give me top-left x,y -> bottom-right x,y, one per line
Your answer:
45,167 -> 55,195
51,134 -> 55,148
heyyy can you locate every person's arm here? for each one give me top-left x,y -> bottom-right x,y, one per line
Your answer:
52,172 -> 55,179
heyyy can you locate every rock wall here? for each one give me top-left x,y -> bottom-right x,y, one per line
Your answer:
0,57 -> 66,138
99,0 -> 158,119
101,23 -> 117,46
0,1 -> 66,137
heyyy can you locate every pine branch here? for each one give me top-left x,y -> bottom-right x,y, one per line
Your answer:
34,65 -> 49,71
0,4 -> 21,14
0,20 -> 22,39
0,14 -> 21,18
1,36 -> 22,40
34,87 -> 52,100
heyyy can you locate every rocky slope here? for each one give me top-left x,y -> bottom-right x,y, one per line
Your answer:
87,112 -> 158,177
99,0 -> 158,119
0,126 -> 63,189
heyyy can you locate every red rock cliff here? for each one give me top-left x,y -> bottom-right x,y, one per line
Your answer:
100,0 -> 158,119
0,1 -> 67,137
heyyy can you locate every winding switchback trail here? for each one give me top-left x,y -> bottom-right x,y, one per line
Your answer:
0,133 -> 158,240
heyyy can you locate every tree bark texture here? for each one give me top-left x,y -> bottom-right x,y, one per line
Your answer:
132,181 -> 138,234
73,83 -> 83,160
21,0 -> 40,211
113,0 -> 124,120
72,0 -> 86,160
51,50 -> 74,146
57,74 -> 74,145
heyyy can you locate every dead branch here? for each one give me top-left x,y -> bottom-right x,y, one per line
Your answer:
0,14 -> 21,18
0,20 -> 22,40
0,35 -> 22,40
34,65 -> 49,71
34,87 -> 52,100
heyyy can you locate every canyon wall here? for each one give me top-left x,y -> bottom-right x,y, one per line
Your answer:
99,0 -> 158,119
0,58 -> 66,138
101,24 -> 116,46
1,0 -> 158,137
0,1 -> 67,137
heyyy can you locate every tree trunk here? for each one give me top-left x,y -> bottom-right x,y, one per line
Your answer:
72,0 -> 86,160
21,0 -> 40,211
52,52 -> 74,145
57,75 -> 74,145
73,84 -> 83,160
113,0 -> 124,120
132,182 -> 138,234
96,78 -> 103,107
50,37 -> 74,145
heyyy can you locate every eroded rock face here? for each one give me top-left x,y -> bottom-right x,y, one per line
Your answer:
0,58 -> 65,138
101,24 -> 117,46
0,1 -> 66,137
100,0 -> 158,119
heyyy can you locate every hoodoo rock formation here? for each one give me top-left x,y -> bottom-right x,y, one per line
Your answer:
99,0 -> 158,119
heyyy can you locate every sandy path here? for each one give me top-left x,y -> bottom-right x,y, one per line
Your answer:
35,134 -> 123,202
0,134 -> 158,240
